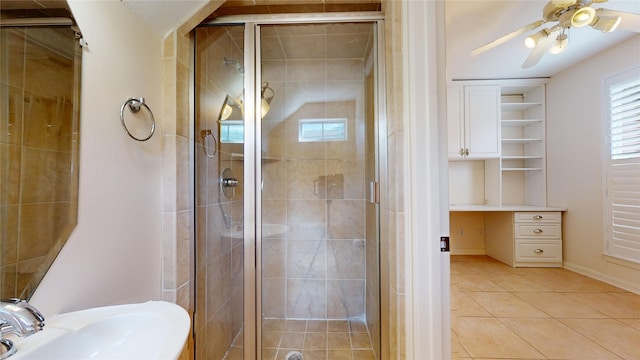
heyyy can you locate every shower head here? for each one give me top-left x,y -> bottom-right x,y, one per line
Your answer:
223,57 -> 244,74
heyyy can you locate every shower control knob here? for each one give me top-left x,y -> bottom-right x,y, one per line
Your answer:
222,177 -> 239,187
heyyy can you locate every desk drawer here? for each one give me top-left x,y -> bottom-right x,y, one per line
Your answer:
515,224 -> 561,238
516,241 -> 562,262
514,212 -> 561,223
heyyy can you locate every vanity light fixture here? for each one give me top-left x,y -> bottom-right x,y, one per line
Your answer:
220,103 -> 233,121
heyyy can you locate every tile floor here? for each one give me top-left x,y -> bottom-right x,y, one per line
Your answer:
223,319 -> 375,360
451,255 -> 640,360
261,319 -> 375,360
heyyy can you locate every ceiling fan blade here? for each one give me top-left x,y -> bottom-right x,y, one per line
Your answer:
522,28 -> 560,68
596,9 -> 640,32
471,20 -> 545,56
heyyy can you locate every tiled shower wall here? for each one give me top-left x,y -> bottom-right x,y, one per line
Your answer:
0,28 -> 78,298
260,23 -> 374,321
194,25 -> 246,360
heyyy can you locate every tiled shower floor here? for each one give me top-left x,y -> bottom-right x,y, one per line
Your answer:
223,319 -> 375,360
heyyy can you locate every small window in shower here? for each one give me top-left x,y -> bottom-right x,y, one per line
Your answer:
220,120 -> 244,143
299,118 -> 347,142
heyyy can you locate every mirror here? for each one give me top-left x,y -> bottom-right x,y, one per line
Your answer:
218,95 -> 244,144
1,1 -> 82,300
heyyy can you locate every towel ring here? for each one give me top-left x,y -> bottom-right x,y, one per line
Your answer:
120,97 -> 155,142
201,129 -> 217,158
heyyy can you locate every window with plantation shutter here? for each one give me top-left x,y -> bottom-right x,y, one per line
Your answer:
603,67 -> 640,264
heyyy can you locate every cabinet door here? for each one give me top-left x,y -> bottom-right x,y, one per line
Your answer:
447,86 -> 464,158
465,86 -> 500,158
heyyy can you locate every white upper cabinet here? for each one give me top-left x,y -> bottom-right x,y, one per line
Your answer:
447,79 -> 549,208
447,85 -> 500,159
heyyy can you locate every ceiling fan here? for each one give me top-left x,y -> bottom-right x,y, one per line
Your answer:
471,0 -> 640,68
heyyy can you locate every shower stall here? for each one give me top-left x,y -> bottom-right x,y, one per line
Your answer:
194,14 -> 386,360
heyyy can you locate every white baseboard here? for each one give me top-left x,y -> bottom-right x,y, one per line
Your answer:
563,261 -> 640,295
450,249 -> 486,256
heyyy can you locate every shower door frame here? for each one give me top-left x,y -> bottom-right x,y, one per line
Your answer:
208,13 -> 388,359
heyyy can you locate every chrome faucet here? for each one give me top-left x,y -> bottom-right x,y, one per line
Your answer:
0,299 -> 45,359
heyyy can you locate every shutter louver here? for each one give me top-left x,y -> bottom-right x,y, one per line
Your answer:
605,69 -> 640,263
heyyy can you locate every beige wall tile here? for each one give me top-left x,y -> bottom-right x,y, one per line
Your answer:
206,251 -> 232,315
287,240 -> 326,279
205,303 -> 233,360
287,200 -> 327,240
262,279 -> 286,318
327,279 -> 365,319
262,161 -> 287,200
287,60 -> 326,82
18,203 -> 69,260
262,238 -> 286,279
327,239 -> 365,279
328,200 -> 365,239
287,279 -> 326,318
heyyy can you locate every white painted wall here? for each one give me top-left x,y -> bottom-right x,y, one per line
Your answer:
30,0 -> 164,315
546,34 -> 640,293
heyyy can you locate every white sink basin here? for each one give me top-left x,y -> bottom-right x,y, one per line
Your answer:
9,301 -> 190,360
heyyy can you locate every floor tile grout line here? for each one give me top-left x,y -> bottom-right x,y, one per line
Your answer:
452,256 -> 640,360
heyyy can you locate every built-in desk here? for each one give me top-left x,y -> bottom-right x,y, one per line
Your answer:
450,206 -> 566,267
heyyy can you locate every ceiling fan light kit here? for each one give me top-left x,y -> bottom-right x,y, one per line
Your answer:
470,0 -> 640,68
525,28 -> 550,48
592,15 -> 622,32
571,6 -> 596,27
549,33 -> 569,54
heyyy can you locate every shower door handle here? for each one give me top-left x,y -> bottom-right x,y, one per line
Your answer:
369,181 -> 380,204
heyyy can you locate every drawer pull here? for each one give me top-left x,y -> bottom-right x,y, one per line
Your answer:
533,215 -> 543,220
534,249 -> 544,254
533,229 -> 543,234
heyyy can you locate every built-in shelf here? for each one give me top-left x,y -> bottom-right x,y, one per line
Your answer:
501,119 -> 543,126
501,102 -> 542,111
231,153 -> 283,162
502,138 -> 543,143
502,155 -> 544,160
447,79 -> 547,208
502,167 -> 544,171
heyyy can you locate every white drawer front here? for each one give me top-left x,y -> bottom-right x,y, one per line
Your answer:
515,224 -> 561,238
516,241 -> 561,262
514,212 -> 561,223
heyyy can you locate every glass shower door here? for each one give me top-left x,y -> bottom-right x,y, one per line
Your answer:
258,21 -> 381,359
194,25 -> 246,360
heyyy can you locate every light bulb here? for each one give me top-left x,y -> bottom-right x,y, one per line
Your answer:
549,34 -> 568,54
221,103 -> 233,120
525,29 -> 549,49
571,7 -> 596,27
261,98 -> 270,118
592,16 -> 622,32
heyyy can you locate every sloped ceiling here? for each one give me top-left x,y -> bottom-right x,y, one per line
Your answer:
446,0 -> 640,80
120,0 -> 639,80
